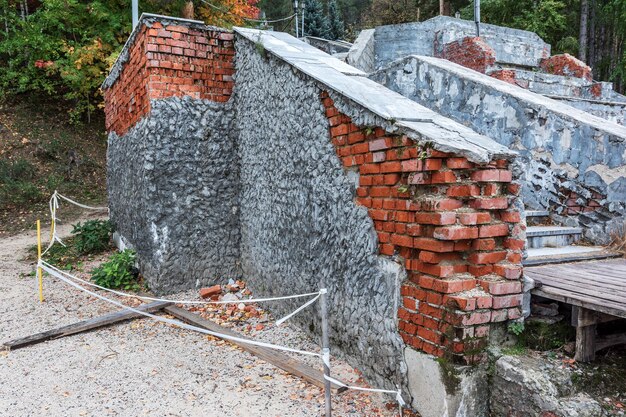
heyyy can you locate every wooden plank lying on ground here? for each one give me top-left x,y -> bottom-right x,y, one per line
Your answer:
3,300 -> 171,351
164,306 -> 347,394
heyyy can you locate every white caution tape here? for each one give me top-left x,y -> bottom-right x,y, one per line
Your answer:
39,261 -> 322,359
42,191 -> 108,256
321,346 -> 405,415
40,259 -> 322,307
56,191 -> 109,212
275,292 -> 322,326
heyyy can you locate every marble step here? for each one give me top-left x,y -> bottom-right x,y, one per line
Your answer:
526,226 -> 583,249
525,210 -> 550,226
523,245 -> 622,266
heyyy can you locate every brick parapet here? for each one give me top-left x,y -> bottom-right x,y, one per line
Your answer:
103,19 -> 235,136
321,91 -> 524,362
437,36 -> 496,74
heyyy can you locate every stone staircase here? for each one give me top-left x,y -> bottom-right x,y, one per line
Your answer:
523,210 -> 621,266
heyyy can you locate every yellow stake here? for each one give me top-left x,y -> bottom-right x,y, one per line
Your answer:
37,220 -> 44,302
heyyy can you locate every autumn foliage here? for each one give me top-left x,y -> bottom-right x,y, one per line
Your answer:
197,0 -> 260,27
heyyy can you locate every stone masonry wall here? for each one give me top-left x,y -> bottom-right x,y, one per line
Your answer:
372,55 -> 626,244
104,16 -> 528,406
107,97 -> 241,293
102,15 -> 235,136
233,37 -> 409,393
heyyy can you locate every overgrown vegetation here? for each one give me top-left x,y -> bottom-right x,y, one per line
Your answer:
72,220 -> 112,255
0,158 -> 41,206
0,0 -> 259,123
511,320 -> 575,351
92,249 -> 140,290
0,99 -> 107,236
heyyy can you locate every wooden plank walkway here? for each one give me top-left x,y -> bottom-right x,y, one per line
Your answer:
526,258 -> 626,319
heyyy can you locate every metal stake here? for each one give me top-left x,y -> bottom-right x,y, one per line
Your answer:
36,220 -> 44,302
294,0 -> 299,37
474,0 -> 480,37
301,2 -> 305,37
320,288 -> 332,417
132,0 -> 138,29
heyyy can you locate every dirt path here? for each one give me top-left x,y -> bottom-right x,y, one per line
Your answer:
0,220 -> 398,417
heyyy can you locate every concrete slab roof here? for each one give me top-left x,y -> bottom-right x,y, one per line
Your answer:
235,27 -> 516,163
410,55 -> 626,140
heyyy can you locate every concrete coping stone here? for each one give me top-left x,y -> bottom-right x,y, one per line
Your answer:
376,16 -> 547,44
102,13 -> 229,90
235,27 -> 516,163
406,55 -> 626,140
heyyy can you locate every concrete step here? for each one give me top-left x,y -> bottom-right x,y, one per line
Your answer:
523,245 -> 622,266
525,210 -> 550,226
526,226 -> 582,249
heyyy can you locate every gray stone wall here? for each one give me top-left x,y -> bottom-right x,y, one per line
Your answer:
107,97 -> 241,293
372,16 -> 549,71
554,98 -> 626,126
372,55 -> 626,243
233,35 -> 409,393
346,29 -> 375,73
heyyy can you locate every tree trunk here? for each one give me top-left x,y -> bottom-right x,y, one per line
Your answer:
579,0 -> 589,62
589,0 -> 595,71
439,0 -> 444,15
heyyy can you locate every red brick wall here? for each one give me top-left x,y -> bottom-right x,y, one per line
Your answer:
321,91 -> 524,363
540,54 -> 592,81
103,21 -> 235,136
559,188 -> 604,215
438,37 -> 496,74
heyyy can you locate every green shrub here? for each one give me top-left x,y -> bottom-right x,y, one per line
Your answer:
92,249 -> 139,290
72,219 -> 112,255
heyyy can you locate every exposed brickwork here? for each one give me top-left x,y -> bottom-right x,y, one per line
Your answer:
558,188 -> 605,215
540,53 -> 592,81
489,69 -> 531,89
437,37 -> 496,74
589,82 -> 603,98
321,91 -> 524,363
103,22 -> 235,135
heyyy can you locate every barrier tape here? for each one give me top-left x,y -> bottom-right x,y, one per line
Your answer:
321,350 -> 405,415
56,191 -> 108,212
41,260 -> 322,326
37,192 -> 407,414
42,191 -> 107,256
40,259 -> 321,306
39,260 -> 322,358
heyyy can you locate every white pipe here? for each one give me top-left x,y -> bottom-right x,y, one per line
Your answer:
132,0 -> 138,29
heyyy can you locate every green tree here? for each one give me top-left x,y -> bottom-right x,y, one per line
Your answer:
303,0 -> 330,38
328,0 -> 345,39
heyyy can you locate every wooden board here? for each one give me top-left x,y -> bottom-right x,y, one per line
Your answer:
164,306 -> 347,394
3,301 -> 171,351
527,259 -> 626,319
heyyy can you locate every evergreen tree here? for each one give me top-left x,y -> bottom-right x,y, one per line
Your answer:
303,0 -> 331,38
328,0 -> 345,40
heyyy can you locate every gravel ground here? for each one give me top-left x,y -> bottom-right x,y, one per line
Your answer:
0,218 -> 399,417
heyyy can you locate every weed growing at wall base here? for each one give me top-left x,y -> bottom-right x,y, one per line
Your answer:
72,220 -> 112,255
92,250 -> 140,291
